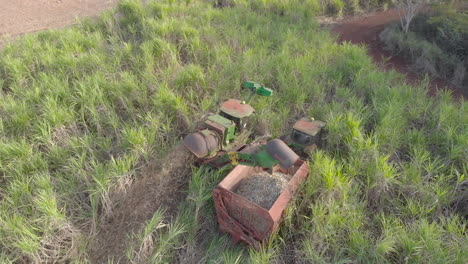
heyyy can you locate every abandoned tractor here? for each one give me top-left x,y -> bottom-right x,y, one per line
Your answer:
182,81 -> 325,248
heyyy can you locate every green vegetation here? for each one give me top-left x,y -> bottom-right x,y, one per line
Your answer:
380,4 -> 468,87
0,0 -> 466,263
220,0 -> 393,16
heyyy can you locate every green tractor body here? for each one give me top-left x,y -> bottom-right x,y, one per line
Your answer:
206,114 -> 237,145
183,81 -> 299,169
184,81 -> 272,157
183,82 -> 325,169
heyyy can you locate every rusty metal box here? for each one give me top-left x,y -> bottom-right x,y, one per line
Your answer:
212,160 -> 309,248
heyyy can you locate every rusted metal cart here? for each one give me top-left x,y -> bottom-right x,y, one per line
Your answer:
212,160 -> 310,248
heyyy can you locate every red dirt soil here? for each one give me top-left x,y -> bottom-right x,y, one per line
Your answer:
332,9 -> 467,99
0,0 -> 117,43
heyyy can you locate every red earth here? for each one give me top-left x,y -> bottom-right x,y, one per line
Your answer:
332,9 -> 466,99
0,0 -> 117,45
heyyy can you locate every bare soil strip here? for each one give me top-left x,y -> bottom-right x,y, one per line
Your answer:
0,0 -> 117,43
89,145 -> 194,263
331,9 -> 466,99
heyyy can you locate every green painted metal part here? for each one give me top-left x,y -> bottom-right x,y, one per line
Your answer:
216,148 -> 279,168
243,81 -> 273,103
207,114 -> 236,145
219,139 -> 299,169
208,114 -> 232,128
242,149 -> 277,168
225,125 -> 236,145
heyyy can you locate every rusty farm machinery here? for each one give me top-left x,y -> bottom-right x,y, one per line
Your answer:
182,81 -> 325,248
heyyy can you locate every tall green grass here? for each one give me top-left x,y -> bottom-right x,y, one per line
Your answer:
0,0 -> 466,263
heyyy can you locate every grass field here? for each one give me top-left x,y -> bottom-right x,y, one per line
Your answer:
0,0 -> 466,263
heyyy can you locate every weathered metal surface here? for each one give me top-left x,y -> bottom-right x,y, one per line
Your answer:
183,130 -> 220,158
207,114 -> 233,128
265,139 -> 299,168
213,160 -> 309,249
265,139 -> 299,169
293,118 -> 326,136
220,99 -> 254,119
198,144 -> 248,168
205,115 -> 236,145
205,119 -> 226,139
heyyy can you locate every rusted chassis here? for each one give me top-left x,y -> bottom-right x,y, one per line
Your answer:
212,160 -> 310,249
192,141 -> 268,168
193,144 -> 249,168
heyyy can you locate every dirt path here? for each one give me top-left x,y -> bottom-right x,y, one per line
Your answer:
89,145 -> 195,263
331,9 -> 466,99
0,0 -> 117,42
